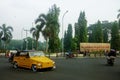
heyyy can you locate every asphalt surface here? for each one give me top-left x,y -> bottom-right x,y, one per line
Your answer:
0,57 -> 120,80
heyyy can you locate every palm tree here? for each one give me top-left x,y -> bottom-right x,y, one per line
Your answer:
30,24 -> 43,50
35,13 -> 51,52
117,9 -> 120,19
0,32 -> 3,48
35,4 -> 60,53
42,27 -> 51,52
0,24 -> 13,49
117,9 -> 120,29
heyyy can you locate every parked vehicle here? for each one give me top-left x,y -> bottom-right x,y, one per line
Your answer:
12,51 -> 56,72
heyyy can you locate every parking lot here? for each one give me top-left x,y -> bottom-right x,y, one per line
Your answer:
0,57 -> 120,80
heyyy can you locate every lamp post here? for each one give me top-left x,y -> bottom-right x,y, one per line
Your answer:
62,10 -> 68,56
21,28 -> 24,50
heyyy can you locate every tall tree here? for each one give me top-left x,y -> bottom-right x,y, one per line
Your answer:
71,37 -> 77,51
117,9 -> 120,19
30,24 -> 43,50
22,37 -> 36,50
0,31 -> 3,48
75,11 -> 87,50
103,28 -> 108,43
66,24 -> 73,50
7,39 -> 23,50
0,24 -> 13,49
117,9 -> 120,29
74,23 -> 79,48
64,31 -> 67,51
35,4 -> 60,53
118,19 -> 120,29
111,21 -> 120,50
42,27 -> 51,52
94,20 -> 103,43
78,11 -> 87,42
64,24 -> 73,51
88,21 -> 112,43
47,4 -> 60,53
35,13 -> 50,52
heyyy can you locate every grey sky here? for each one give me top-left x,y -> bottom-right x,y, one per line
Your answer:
0,0 -> 120,41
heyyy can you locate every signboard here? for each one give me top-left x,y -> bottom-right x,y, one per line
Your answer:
80,43 -> 110,52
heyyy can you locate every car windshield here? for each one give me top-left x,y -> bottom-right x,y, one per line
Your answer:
29,51 -> 45,57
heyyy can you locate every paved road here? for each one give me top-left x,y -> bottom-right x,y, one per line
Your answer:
0,57 -> 120,80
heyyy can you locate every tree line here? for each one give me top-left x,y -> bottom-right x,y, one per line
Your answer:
0,4 -> 120,53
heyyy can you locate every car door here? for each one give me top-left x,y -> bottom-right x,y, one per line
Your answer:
18,52 -> 28,67
18,56 -> 25,67
22,54 -> 31,68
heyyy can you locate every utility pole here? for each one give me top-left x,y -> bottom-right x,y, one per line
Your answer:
62,10 -> 68,56
23,29 -> 30,50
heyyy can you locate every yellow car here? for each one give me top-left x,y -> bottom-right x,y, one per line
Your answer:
13,51 -> 56,72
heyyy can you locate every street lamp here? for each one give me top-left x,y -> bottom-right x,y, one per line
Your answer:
62,10 -> 68,56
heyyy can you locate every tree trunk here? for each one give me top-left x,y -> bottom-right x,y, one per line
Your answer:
45,38 -> 48,53
36,39 -> 38,50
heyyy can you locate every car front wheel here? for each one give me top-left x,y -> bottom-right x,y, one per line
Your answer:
31,65 -> 37,72
13,62 -> 18,69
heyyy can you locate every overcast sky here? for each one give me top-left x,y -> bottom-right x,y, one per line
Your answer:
0,0 -> 120,41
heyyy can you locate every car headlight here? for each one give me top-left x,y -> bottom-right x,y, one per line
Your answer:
37,63 -> 41,66
53,61 -> 55,64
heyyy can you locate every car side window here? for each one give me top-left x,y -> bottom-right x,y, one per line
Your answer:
26,53 -> 29,58
16,52 -> 20,56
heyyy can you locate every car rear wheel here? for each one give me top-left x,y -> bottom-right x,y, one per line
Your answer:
31,65 -> 37,72
13,62 -> 18,69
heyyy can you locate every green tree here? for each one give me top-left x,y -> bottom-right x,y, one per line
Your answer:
35,13 -> 50,52
64,31 -> 67,51
88,21 -> 112,43
0,32 -> 3,49
7,39 -> 23,50
111,21 -> 120,50
117,9 -> 120,19
78,11 -> 87,42
66,24 -> 73,50
35,4 -> 60,53
75,11 -> 87,49
42,27 -> 51,52
47,4 -> 60,53
74,23 -> 79,48
7,39 -> 45,50
94,20 -> 103,43
118,19 -> 120,29
0,24 -> 13,49
103,28 -> 108,42
117,9 -> 120,30
88,29 -> 94,42
71,37 -> 77,52
30,21 -> 44,50
91,26 -> 96,42
22,37 -> 36,50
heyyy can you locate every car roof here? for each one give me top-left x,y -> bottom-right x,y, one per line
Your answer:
20,50 -> 43,53
21,50 -> 35,52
